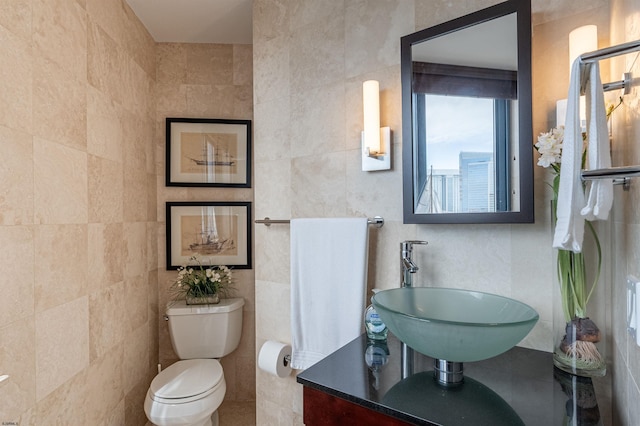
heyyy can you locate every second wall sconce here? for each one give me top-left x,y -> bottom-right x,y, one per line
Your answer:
556,25 -> 598,128
362,80 -> 391,171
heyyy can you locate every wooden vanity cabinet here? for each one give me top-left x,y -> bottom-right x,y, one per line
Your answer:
302,387 -> 414,426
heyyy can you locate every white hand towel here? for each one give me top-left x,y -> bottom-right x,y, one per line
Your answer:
553,59 -> 586,252
581,62 -> 613,221
290,218 -> 369,370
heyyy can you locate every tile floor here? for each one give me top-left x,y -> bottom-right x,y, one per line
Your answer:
218,400 -> 256,425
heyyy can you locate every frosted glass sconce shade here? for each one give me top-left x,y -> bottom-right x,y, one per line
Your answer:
362,80 -> 390,171
569,25 -> 597,69
557,25 -> 597,128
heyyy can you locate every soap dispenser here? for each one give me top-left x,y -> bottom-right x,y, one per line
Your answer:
364,289 -> 388,340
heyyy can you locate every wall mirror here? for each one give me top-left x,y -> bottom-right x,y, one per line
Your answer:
401,0 -> 533,224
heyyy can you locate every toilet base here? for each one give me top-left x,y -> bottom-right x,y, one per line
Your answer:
149,410 -> 218,426
206,411 -> 219,426
195,410 -> 218,426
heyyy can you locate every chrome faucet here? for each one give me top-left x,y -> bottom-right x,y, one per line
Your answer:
400,240 -> 427,378
401,240 -> 427,287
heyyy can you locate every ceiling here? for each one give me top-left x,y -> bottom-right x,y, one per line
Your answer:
125,0 -> 253,44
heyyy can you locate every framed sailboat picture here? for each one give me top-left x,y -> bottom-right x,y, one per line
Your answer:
166,201 -> 252,270
166,118 -> 251,187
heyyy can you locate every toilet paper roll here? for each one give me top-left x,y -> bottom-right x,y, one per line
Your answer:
258,340 -> 292,378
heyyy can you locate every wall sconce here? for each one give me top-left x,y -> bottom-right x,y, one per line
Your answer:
362,80 -> 391,171
556,25 -> 598,128
569,25 -> 598,70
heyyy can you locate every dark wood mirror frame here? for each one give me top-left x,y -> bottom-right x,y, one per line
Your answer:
401,0 -> 534,224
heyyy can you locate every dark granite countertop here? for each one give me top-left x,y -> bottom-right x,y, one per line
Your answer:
297,334 -> 610,425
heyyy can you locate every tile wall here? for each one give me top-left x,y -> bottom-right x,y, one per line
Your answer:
0,1 -> 255,424
154,41 -> 256,403
0,0 -> 157,424
610,0 -> 640,423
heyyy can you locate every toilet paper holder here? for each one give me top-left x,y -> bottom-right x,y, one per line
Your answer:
258,340 -> 293,377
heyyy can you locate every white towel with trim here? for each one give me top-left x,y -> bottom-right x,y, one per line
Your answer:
290,218 -> 368,370
553,59 -> 586,252
580,61 -> 613,221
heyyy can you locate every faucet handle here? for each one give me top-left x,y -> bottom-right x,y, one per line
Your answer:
401,240 -> 428,250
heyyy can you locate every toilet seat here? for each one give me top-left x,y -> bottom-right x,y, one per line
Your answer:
149,359 -> 224,404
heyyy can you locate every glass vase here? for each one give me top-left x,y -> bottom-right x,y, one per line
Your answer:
552,229 -> 608,378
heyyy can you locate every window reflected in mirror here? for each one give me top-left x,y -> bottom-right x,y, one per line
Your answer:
416,94 -> 503,214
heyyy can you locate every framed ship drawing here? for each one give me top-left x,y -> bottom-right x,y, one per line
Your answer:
166,201 -> 252,270
166,118 -> 251,187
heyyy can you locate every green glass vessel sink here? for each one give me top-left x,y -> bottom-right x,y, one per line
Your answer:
371,287 -> 539,363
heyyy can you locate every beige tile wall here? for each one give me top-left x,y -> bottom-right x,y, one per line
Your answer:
0,1 -> 255,425
610,0 -> 640,424
0,0 -> 158,424
0,1 -> 256,424
154,42 -> 256,403
251,0 -> 628,424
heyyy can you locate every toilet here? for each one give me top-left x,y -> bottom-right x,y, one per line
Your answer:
144,297 -> 245,426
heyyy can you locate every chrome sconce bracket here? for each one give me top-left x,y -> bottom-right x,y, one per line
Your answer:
361,127 -> 391,171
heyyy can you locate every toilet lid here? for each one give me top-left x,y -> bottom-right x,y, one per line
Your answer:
151,359 -> 223,400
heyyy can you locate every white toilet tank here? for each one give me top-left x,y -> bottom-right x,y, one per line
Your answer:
166,297 -> 244,359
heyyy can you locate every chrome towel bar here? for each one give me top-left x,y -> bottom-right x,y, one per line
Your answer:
581,166 -> 640,190
255,216 -> 384,228
579,39 -> 640,94
575,38 -> 640,188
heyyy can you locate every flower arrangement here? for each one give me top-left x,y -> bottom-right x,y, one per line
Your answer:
535,99 -> 620,377
170,254 -> 234,305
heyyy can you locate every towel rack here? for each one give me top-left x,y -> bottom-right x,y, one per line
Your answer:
255,216 -> 384,228
576,39 -> 640,187
581,166 -> 640,189
579,39 -> 640,94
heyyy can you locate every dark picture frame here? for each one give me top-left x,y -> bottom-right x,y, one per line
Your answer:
166,201 -> 252,270
166,118 -> 251,187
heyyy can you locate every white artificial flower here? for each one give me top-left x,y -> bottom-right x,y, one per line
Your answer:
535,126 -> 564,168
